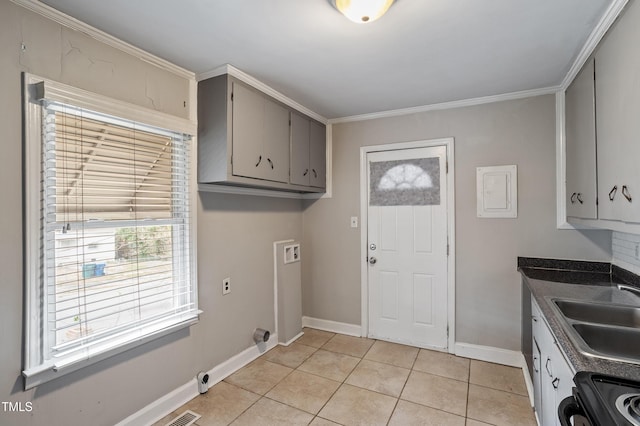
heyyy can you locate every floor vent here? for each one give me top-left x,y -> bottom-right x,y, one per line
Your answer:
164,410 -> 202,426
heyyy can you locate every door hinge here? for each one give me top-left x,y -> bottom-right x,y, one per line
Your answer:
446,325 -> 449,338
446,161 -> 449,174
231,92 -> 234,102
447,243 -> 450,256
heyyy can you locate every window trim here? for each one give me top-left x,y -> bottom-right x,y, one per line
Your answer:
23,73 -> 199,389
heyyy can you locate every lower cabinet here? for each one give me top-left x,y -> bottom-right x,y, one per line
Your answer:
531,299 -> 575,426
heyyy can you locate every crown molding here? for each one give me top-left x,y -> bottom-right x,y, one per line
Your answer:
10,0 -> 195,81
197,64 -> 328,125
329,86 -> 560,124
560,0 -> 629,91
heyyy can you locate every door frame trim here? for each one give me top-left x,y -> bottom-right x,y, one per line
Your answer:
359,138 -> 456,352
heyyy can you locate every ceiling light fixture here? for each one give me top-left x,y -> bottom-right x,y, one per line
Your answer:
333,0 -> 395,24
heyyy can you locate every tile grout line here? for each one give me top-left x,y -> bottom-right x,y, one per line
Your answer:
384,346 -> 419,425
465,357 -> 471,422
469,382 -> 531,398
221,356 -> 302,424
317,338 -> 483,422
258,345 -> 325,421
196,331 -> 527,425
305,337 -> 374,425
225,338 -> 331,425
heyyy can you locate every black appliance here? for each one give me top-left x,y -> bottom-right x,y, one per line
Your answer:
559,371 -> 640,425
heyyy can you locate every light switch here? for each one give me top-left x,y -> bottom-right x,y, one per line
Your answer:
350,216 -> 358,228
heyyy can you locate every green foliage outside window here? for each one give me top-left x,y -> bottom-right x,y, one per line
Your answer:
115,226 -> 171,260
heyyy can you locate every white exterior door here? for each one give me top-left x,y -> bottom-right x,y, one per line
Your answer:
367,146 -> 448,349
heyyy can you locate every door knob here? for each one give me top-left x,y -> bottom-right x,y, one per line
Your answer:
369,257 -> 377,265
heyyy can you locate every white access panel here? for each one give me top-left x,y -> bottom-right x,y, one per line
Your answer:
275,241 -> 302,344
476,165 -> 517,218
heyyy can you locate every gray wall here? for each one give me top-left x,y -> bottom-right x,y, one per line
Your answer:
0,2 -> 301,425
302,94 -> 612,351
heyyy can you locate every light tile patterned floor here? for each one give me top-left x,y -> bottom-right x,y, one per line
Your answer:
156,328 -> 536,426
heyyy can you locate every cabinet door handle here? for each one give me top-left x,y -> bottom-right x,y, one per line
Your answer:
622,185 -> 632,202
552,377 -> 560,389
267,158 -> 274,169
255,155 -> 262,167
570,192 -> 577,204
312,169 -> 318,178
609,185 -> 618,201
545,357 -> 552,377
576,193 -> 584,204
303,169 -> 308,176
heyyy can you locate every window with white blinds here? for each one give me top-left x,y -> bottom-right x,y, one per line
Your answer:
23,75 -> 198,389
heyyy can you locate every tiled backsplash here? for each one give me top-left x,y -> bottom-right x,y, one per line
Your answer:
612,231 -> 640,275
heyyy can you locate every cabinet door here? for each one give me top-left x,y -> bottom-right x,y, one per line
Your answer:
262,98 -> 290,183
553,347 -> 575,419
532,299 -> 575,426
548,341 -> 574,426
540,321 -> 559,426
290,112 -> 310,186
309,121 -> 326,188
565,58 -> 597,219
596,0 -> 640,222
531,300 -> 544,420
231,82 -> 265,180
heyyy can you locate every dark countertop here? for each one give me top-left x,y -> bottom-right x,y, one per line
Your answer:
520,258 -> 640,381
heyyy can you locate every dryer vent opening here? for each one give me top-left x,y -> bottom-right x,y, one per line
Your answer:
253,328 -> 270,343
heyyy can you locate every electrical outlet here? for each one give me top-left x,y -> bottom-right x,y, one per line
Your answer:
350,216 -> 358,228
222,277 -> 231,295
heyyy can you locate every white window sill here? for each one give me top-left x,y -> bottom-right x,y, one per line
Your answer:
23,313 -> 200,390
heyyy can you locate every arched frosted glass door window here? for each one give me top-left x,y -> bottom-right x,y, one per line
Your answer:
369,157 -> 440,206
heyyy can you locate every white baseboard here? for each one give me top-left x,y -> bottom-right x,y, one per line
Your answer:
455,342 -> 535,408
280,331 -> 304,346
454,342 -> 523,367
302,316 -> 362,337
205,335 -> 278,388
521,356 -> 535,407
115,378 -> 197,426
116,334 -> 278,426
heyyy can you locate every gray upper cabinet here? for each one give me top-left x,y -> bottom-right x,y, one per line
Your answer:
290,112 -> 326,189
261,98 -> 290,183
595,0 -> 640,223
290,112 -> 311,186
228,81 -> 289,183
309,120 -> 326,188
565,57 -> 597,220
198,74 -> 326,193
231,82 -> 267,180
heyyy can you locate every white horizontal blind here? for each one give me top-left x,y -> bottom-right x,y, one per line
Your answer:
41,101 -> 195,362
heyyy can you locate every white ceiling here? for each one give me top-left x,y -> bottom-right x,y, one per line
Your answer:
39,0 -> 612,119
